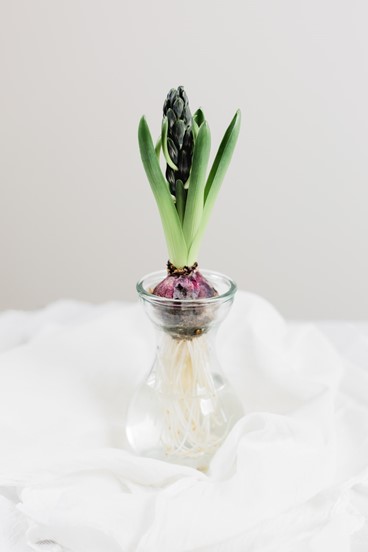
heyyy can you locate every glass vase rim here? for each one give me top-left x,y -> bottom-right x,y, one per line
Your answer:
136,268 -> 237,306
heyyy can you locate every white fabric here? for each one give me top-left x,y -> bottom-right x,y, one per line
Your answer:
0,293 -> 367,551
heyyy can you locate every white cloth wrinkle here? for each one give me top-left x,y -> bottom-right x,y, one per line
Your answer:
0,292 -> 367,551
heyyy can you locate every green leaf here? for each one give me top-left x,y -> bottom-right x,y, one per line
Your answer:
193,109 -> 206,141
155,136 -> 161,158
138,116 -> 188,267
188,109 -> 241,265
161,116 -> 178,171
192,119 -> 199,140
175,180 -> 186,224
182,122 -> 211,249
193,108 -> 205,128
204,110 -> 241,204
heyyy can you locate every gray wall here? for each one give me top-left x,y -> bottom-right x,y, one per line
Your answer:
1,0 -> 367,318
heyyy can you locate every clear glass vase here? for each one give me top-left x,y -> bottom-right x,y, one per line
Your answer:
126,270 -> 243,471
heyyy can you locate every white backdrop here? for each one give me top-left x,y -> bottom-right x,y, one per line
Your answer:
0,0 -> 367,318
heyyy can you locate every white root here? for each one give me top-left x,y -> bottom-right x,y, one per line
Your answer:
155,333 -> 229,458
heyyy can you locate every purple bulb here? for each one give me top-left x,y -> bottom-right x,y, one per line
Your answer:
153,266 -> 217,299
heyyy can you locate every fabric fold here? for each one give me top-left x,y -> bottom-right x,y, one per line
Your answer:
0,293 -> 367,551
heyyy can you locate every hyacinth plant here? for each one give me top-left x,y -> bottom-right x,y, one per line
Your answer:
130,88 -> 242,466
138,86 -> 241,299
